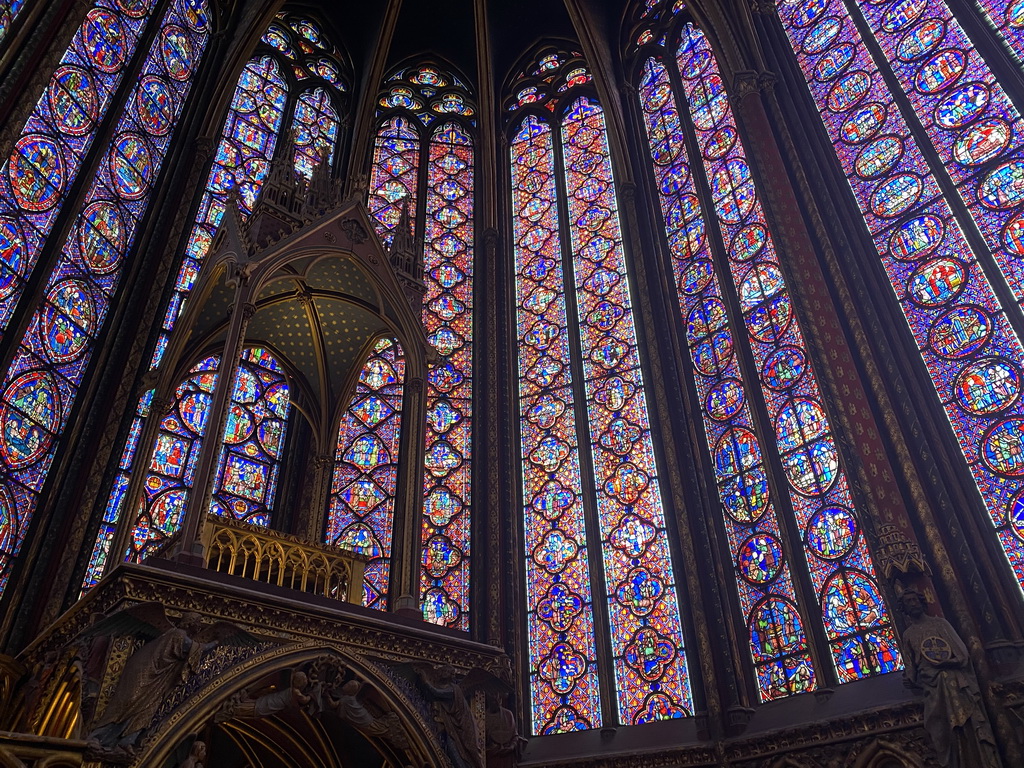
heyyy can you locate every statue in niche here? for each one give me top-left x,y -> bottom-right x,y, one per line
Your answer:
898,583 -> 1002,768
81,603 -> 259,752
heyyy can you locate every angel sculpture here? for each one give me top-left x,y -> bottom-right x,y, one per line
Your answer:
81,603 -> 259,751
411,663 -> 512,768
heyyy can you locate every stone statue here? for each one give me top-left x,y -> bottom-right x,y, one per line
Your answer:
180,739 -> 206,768
326,678 -> 407,747
217,668 -> 312,721
80,603 -> 258,751
898,584 -> 1002,768
413,663 -> 482,768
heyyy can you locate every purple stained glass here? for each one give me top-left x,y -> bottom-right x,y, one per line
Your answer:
850,0 -> 1024,322
292,88 -> 339,179
0,1 -> 26,47
154,56 -> 287,370
512,115 -> 603,733
562,95 -> 694,723
367,116 -> 419,247
326,338 -> 405,611
637,55 -> 816,700
420,122 -> 474,630
0,0 -> 160,336
210,348 -> 291,526
778,0 -> 1024,592
676,22 -> 900,682
120,356 -> 218,564
977,0 -> 1024,62
0,0 -> 209,596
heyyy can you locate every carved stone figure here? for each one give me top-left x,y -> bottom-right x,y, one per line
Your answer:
485,692 -> 524,767
180,739 -> 206,768
414,663 -> 482,768
898,585 -> 1002,768
81,603 -> 258,750
327,678 -> 406,747
218,669 -> 312,721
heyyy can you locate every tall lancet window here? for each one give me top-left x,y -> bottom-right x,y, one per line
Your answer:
361,64 -> 475,628
0,0 -> 211,595
326,337 -> 405,611
82,347 -> 292,588
85,12 -> 349,588
508,48 -> 693,734
629,3 -> 901,703
777,0 -> 1024,590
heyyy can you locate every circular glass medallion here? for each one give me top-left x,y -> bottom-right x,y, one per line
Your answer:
953,119 -> 1011,166
841,102 -> 887,144
854,136 -> 903,178
762,346 -> 806,390
803,18 -> 841,55
0,370 -> 59,468
732,223 -> 767,261
897,19 -> 945,61
722,467 -> 769,523
706,378 -> 744,421
110,133 -> 153,200
79,201 -> 125,273
136,75 -> 175,135
979,160 -> 1024,210
738,534 -> 784,584
806,505 -> 858,560
982,418 -> 1024,476
955,358 -> 1021,415
827,71 -> 870,112
82,9 -> 126,73
935,82 -> 989,129
915,49 -> 967,94
160,25 -> 193,81
49,66 -> 98,136
891,214 -> 944,260
870,174 -> 922,218
929,306 -> 992,358
41,280 -> 94,363
9,135 -> 64,212
907,257 -> 966,307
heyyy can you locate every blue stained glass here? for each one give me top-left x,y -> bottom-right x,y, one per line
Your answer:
0,0 -> 209,596
676,22 -> 899,682
0,0 -> 160,335
0,1 -> 26,46
327,338 -> 405,611
512,114 -> 603,733
778,0 -> 1024,591
637,54 -> 817,701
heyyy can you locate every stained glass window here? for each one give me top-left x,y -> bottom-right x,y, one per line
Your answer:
84,356 -> 220,584
510,50 -> 693,733
88,14 -> 350,585
0,0 -> 162,335
367,116 -> 420,248
0,0 -> 209,596
777,0 -> 1024,591
0,0 -> 26,46
681,21 -> 898,684
326,338 -> 405,611
420,122 -> 474,629
978,0 -> 1024,61
637,55 -> 817,699
210,348 -> 291,526
363,64 -> 476,626
292,88 -> 339,179
83,348 -> 291,587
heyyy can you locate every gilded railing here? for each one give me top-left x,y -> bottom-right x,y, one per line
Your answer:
200,515 -> 367,604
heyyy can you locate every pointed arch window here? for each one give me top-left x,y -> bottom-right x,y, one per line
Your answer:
326,337 -> 405,611
359,64 -> 475,628
509,49 -> 693,733
628,5 -> 900,702
0,0 -> 210,595
86,12 -> 350,588
776,0 -> 1024,590
82,348 -> 292,587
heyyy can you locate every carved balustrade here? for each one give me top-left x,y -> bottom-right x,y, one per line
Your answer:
200,514 -> 367,603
